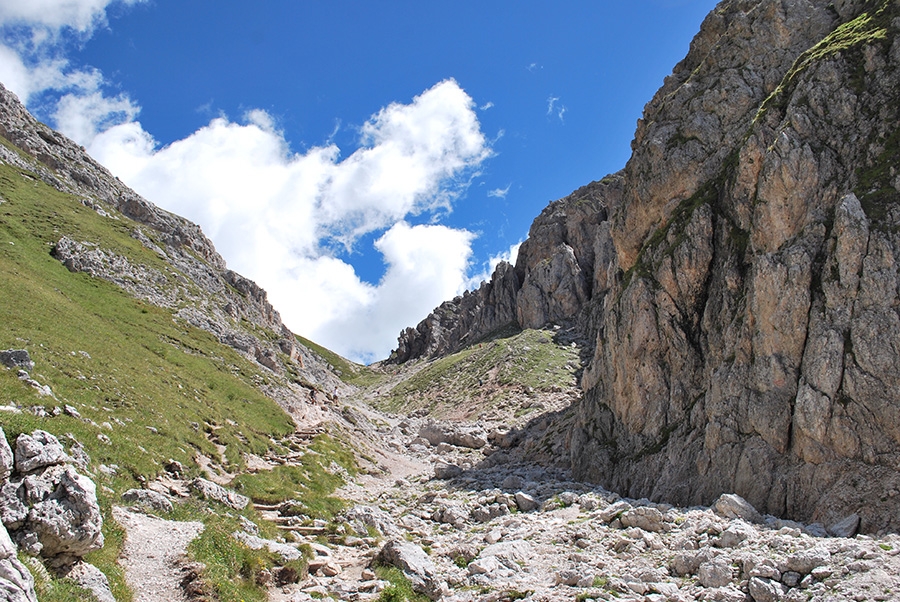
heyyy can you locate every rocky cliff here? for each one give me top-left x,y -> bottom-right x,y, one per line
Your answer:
391,0 -> 900,532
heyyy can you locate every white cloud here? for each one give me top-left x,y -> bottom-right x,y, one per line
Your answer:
466,240 -> 522,291
322,222 -> 476,362
0,0 -> 143,142
0,0 -> 143,36
487,184 -> 510,199
53,89 -> 140,143
480,101 -> 494,110
546,96 -> 558,115
0,0 -> 498,363
546,95 -> 567,123
89,80 -> 491,362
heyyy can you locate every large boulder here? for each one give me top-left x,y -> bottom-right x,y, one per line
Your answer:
0,523 -> 37,602
189,478 -> 249,510
14,432 -> 70,475
24,466 -> 104,562
342,505 -> 401,538
0,351 -> 34,372
418,422 -> 486,449
374,540 -> 447,601
1,431 -> 104,569
122,489 -> 174,513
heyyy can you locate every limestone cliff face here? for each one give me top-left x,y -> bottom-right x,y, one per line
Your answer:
393,0 -> 900,531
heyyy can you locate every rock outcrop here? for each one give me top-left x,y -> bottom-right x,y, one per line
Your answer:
391,0 -> 900,531
0,427 -> 115,601
0,429 -> 103,569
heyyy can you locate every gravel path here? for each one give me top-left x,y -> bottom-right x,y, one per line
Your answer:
112,506 -> 204,602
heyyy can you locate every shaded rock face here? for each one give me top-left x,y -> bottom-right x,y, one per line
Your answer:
392,0 -> 900,530
391,180 -> 611,363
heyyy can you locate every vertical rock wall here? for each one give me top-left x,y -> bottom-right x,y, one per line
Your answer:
392,0 -> 900,531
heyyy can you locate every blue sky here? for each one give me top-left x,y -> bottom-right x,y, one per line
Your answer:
0,0 -> 718,362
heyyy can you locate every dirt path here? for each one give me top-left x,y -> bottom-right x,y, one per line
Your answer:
112,506 -> 204,602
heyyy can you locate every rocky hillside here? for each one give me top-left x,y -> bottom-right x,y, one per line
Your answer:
0,80 -> 383,601
391,0 -> 900,533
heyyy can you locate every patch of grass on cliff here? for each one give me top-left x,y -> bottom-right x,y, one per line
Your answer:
754,0 -> 895,122
230,433 -> 357,517
376,327 -> 580,415
856,127 -> 900,231
622,183 -> 716,290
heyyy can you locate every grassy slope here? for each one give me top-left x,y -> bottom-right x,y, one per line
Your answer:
375,326 -> 581,418
295,333 -> 386,387
0,148 -> 356,601
0,159 -> 296,478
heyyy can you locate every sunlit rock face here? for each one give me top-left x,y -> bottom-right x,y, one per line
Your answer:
392,0 -> 900,532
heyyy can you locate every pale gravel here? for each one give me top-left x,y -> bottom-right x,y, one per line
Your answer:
112,506 -> 203,602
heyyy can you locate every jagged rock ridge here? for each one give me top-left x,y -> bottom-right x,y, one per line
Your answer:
391,0 -> 900,532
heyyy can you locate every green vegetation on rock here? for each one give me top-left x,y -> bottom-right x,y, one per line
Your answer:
376,326 -> 580,417
231,433 -> 358,517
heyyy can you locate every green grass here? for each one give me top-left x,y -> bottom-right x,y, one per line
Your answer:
230,433 -> 358,518
0,159 -> 296,482
0,140 -> 323,599
754,0 -> 895,123
374,566 -> 431,602
165,500 -> 311,602
375,327 -> 580,415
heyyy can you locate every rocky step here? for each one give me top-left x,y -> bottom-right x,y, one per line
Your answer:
278,525 -> 327,534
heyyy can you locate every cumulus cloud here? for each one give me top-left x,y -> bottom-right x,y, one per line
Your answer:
0,0 -> 501,362
324,222 -> 476,361
89,80 -> 491,362
0,0 -> 143,36
53,89 -> 140,143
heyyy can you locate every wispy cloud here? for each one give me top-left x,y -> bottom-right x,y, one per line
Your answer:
480,101 -> 494,110
546,95 -> 567,123
546,96 -> 558,115
487,184 -> 510,199
526,62 -> 541,72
